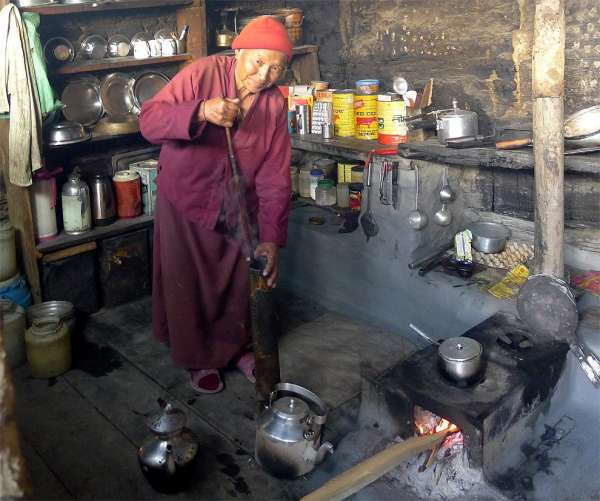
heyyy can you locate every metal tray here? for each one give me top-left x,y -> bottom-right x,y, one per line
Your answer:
100,72 -> 136,118
131,72 -> 170,112
61,76 -> 103,127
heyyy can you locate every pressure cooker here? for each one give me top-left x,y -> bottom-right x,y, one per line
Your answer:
436,98 -> 479,144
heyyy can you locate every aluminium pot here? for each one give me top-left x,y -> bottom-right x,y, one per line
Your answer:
436,98 -> 478,144
469,221 -> 510,254
438,337 -> 483,381
409,324 -> 483,382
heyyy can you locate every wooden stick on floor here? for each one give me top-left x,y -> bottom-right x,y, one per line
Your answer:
301,431 -> 448,501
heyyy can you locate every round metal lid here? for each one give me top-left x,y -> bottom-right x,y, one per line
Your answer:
273,396 -> 310,421
113,170 -> 139,183
438,337 -> 482,362
147,402 -> 187,434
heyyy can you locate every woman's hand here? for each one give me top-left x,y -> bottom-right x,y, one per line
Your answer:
199,97 -> 241,127
254,242 -> 279,288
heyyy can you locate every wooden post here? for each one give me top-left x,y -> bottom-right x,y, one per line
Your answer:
532,0 -> 565,277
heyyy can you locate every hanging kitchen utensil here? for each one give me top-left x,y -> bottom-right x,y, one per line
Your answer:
391,161 -> 399,210
433,203 -> 452,226
516,274 -> 579,342
360,155 -> 378,241
439,166 -> 455,203
408,166 -> 427,230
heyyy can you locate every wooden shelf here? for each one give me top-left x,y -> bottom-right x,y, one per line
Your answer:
20,0 -> 192,15
37,214 -> 154,254
292,134 -> 600,175
215,44 -> 318,57
291,134 -> 404,162
51,54 -> 191,76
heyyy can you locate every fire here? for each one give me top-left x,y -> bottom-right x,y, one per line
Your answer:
414,406 -> 463,448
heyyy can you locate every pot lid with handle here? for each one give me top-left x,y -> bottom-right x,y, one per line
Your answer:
272,396 -> 310,422
147,399 -> 187,435
438,336 -> 482,362
438,98 -> 477,119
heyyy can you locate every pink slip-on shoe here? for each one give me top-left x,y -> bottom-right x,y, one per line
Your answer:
235,352 -> 256,384
189,369 -> 224,394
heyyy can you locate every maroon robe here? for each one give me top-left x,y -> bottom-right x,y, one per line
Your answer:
139,56 -> 291,369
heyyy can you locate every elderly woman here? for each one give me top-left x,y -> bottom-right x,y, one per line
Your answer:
139,17 -> 292,393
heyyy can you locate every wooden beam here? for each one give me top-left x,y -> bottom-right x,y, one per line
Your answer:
42,241 -> 97,264
0,121 -> 41,303
532,0 -> 565,277
177,0 -> 207,61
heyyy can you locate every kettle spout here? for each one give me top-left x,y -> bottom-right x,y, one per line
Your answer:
315,441 -> 335,464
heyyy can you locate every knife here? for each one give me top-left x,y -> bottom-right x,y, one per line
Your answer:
445,135 -> 496,148
392,161 -> 399,210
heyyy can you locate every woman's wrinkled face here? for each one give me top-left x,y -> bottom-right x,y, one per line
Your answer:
234,49 -> 287,94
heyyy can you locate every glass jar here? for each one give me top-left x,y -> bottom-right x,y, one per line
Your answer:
336,183 -> 350,208
349,182 -> 364,211
309,168 -> 324,200
290,165 -> 299,194
350,166 -> 364,183
25,318 -> 71,378
315,179 -> 336,207
298,166 -> 312,198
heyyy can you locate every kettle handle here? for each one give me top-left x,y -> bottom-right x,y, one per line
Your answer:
272,382 -> 328,423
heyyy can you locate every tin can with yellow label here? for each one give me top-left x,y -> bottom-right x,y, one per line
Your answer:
332,89 -> 355,137
377,92 -> 407,144
337,162 -> 361,183
354,93 -> 378,140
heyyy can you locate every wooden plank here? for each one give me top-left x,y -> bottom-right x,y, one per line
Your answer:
51,54 -> 191,76
37,214 -> 153,254
19,0 -> 193,15
291,134 -> 408,164
60,319 -> 291,499
19,440 -> 73,500
11,368 -> 157,500
291,51 -> 321,84
396,140 -> 600,175
42,242 -> 97,264
217,45 -> 319,57
177,0 -> 207,60
0,122 -> 41,303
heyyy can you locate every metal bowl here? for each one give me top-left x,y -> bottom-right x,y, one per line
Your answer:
45,121 -> 91,147
43,37 -> 75,67
26,300 -> 76,333
469,221 -> 510,254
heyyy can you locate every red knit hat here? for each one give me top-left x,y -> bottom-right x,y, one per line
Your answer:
232,16 -> 293,63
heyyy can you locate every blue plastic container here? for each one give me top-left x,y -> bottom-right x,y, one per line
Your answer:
0,273 -> 32,308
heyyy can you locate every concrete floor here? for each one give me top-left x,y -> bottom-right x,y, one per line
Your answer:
12,291 -> 420,500
12,291 -> 600,500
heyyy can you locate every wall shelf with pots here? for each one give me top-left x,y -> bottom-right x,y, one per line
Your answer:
51,54 -> 192,76
19,0 -> 193,16
37,213 -> 154,254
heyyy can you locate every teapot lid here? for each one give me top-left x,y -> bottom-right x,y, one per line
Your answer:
147,400 -> 187,434
273,396 -> 310,421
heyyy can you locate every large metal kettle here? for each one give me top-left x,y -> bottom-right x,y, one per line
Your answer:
90,173 -> 116,226
61,168 -> 92,235
255,382 -> 334,478
137,399 -> 199,493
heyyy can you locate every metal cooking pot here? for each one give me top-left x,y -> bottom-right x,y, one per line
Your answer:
45,121 -> 91,147
409,324 -> 483,381
436,98 -> 478,144
469,221 -> 510,254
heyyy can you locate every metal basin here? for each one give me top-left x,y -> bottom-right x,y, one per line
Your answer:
27,300 -> 76,334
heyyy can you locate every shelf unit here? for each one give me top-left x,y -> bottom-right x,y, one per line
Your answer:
37,214 -> 154,254
1,0 -> 207,303
19,0 -> 193,15
51,54 -> 192,76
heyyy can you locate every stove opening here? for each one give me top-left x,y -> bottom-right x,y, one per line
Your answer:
413,405 -> 464,471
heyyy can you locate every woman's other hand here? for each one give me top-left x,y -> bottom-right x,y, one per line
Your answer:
199,97 -> 241,127
254,242 -> 279,288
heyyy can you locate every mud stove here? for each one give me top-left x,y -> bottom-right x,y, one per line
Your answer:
383,312 -> 569,482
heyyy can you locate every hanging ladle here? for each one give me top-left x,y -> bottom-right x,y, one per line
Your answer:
408,166 -> 428,230
360,154 -> 379,241
439,166 -> 455,203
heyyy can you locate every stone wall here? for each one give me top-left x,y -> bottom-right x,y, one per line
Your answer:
303,0 -> 600,133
